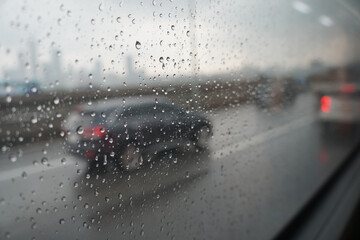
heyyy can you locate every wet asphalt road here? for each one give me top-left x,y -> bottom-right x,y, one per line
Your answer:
1,93 -> 359,240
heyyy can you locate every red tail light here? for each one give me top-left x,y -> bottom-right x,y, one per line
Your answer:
84,150 -> 96,159
81,126 -> 106,139
320,96 -> 332,113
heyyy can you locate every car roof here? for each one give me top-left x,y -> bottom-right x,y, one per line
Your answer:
79,95 -> 171,113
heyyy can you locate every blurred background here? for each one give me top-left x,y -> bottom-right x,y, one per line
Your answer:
1,0 -> 360,239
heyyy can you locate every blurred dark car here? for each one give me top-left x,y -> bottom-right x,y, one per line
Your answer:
62,97 -> 212,171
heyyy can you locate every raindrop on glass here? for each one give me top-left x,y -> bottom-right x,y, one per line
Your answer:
98,2 -> 104,11
77,126 -> 84,135
31,116 -> 38,124
9,154 -> 17,163
41,157 -> 48,165
135,41 -> 141,50
53,97 -> 60,105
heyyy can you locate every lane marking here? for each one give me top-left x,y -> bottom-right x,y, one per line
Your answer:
212,116 -> 315,159
0,157 -> 85,182
0,116 -> 315,182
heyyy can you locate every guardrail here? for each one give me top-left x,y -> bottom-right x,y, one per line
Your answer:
0,79 -> 261,146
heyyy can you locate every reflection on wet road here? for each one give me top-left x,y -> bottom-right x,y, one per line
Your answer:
1,93 -> 359,239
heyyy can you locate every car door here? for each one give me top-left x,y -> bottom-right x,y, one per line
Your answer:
129,104 -> 163,149
158,104 -> 186,146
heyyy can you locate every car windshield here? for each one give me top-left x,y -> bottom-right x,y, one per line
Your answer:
1,0 -> 360,239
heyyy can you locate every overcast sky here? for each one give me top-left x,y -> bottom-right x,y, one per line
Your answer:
0,0 -> 358,87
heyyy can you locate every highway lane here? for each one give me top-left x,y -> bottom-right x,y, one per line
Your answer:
1,93 -> 359,239
0,93 -> 313,182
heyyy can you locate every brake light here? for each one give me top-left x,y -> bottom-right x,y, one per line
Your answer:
84,150 -> 96,159
81,126 -> 106,139
320,96 -> 331,113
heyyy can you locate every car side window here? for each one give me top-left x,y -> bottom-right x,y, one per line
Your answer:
119,105 -> 155,120
157,104 -> 183,116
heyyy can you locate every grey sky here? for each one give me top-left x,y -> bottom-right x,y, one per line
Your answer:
0,0 -> 358,87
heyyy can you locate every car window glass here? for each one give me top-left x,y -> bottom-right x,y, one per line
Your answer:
1,1 -> 360,240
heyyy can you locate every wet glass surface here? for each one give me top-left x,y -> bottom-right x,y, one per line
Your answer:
1,0 -> 360,239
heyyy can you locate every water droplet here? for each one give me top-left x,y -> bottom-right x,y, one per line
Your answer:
8,154 -> 17,162
159,57 -> 164,63
61,158 -> 67,165
31,223 -> 37,229
135,41 -> 141,49
31,116 -> 38,124
41,157 -> 48,165
77,126 -> 84,135
88,73 -> 93,79
98,3 -> 104,11
116,17 -> 121,23
171,25 -> 175,30
59,218 -> 65,224
90,19 -> 96,25
5,84 -> 11,93
53,97 -> 60,105
152,0 -> 156,6
5,95 -> 11,103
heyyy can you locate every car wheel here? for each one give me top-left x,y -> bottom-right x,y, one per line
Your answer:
119,144 -> 143,171
195,125 -> 211,149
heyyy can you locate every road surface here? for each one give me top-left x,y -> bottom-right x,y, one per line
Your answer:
0,93 -> 359,240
